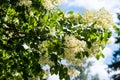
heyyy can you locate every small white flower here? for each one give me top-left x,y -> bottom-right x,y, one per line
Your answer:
4,15 -> 8,22
14,72 -> 19,76
13,18 -> 19,24
29,11 -> 34,17
23,43 -> 30,49
39,57 -> 55,66
19,0 -> 32,7
49,27 -> 56,36
42,0 -> 63,9
68,68 -> 80,77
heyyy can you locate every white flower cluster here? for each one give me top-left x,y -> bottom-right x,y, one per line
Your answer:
82,10 -> 96,24
64,35 -> 86,54
39,41 -> 48,53
49,27 -> 56,36
82,8 -> 113,29
13,18 -> 19,24
67,13 -> 81,24
4,15 -> 8,22
95,8 -> 114,29
43,70 -> 49,79
68,68 -> 80,77
19,0 -> 32,7
85,42 -> 101,56
38,41 -> 55,66
42,0 -> 63,9
64,35 -> 86,66
39,56 -> 55,66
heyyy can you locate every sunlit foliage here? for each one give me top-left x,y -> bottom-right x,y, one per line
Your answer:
0,0 -> 115,79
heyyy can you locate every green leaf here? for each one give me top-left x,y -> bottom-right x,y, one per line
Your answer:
113,25 -> 120,35
96,54 -> 100,60
43,15 -> 48,22
95,53 -> 105,60
68,11 -> 74,15
100,53 -> 105,58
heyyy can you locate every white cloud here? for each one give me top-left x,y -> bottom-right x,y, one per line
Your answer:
85,57 -> 109,80
89,60 -> 110,80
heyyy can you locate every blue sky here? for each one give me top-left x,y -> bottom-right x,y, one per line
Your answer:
48,0 -> 120,80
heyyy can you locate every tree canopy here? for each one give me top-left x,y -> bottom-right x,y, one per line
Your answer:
0,0 -> 115,80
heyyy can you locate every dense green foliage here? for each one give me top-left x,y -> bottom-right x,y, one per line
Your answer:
0,0 -> 114,80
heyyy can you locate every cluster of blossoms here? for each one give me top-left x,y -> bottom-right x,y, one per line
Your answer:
85,42 -> 102,57
82,8 -> 114,29
39,56 -> 55,66
64,35 -> 86,66
49,27 -> 56,36
68,68 -> 80,77
64,35 -> 86,53
39,41 -> 48,53
19,0 -> 32,7
66,13 -> 82,24
42,0 -> 63,9
38,41 -> 55,66
82,10 -> 96,24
